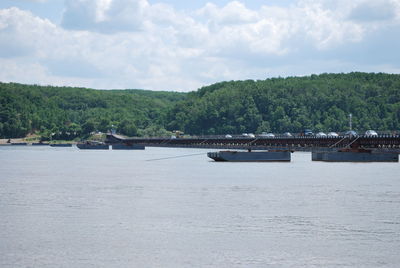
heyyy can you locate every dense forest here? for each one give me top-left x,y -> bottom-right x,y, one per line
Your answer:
167,72 -> 400,135
1,72 -> 400,139
0,83 -> 185,139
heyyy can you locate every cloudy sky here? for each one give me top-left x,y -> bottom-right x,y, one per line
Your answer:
0,0 -> 399,91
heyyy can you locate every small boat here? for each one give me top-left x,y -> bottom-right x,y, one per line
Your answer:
11,142 -> 27,145
111,143 -> 145,150
50,143 -> 73,147
312,148 -> 398,162
77,141 -> 109,150
207,150 -> 291,162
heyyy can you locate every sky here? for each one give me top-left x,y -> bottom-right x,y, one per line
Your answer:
0,0 -> 399,91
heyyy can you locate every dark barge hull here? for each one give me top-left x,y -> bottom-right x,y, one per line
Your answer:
112,144 -> 145,150
77,144 -> 109,150
50,144 -> 72,147
312,151 -> 399,162
207,151 -> 291,162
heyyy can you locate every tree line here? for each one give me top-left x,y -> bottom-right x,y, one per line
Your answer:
0,83 -> 185,139
167,72 -> 400,135
1,72 -> 399,139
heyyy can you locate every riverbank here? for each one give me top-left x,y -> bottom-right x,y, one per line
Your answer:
0,133 -> 106,145
0,138 -> 27,144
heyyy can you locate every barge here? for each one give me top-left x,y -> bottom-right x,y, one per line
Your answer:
207,150 -> 291,162
312,148 -> 398,162
77,142 -> 109,150
111,143 -> 145,150
50,144 -> 72,147
32,142 -> 49,146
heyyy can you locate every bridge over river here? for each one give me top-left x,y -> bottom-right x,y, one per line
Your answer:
106,134 -> 400,151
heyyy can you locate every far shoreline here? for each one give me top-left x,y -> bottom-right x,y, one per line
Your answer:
0,138 -> 77,145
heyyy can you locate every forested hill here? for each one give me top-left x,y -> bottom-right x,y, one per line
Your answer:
1,72 -> 400,139
167,73 -> 400,135
0,83 -> 185,139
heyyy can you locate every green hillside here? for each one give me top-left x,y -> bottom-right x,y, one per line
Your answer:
1,72 -> 399,139
167,72 -> 400,135
0,83 -> 185,139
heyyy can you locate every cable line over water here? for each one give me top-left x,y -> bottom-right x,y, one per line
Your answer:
146,152 -> 206,161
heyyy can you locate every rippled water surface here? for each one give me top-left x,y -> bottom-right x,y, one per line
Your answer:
1,146 -> 399,267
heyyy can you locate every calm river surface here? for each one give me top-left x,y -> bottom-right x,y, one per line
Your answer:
1,146 -> 399,267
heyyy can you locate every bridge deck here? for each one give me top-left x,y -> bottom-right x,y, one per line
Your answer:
106,134 -> 400,150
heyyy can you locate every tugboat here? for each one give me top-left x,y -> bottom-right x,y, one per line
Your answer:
207,150 -> 291,162
77,140 -> 109,150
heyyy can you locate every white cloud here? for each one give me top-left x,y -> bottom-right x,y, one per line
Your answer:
349,0 -> 398,22
62,0 -> 149,33
0,8 -> 57,57
0,0 -> 400,91
197,1 -> 259,25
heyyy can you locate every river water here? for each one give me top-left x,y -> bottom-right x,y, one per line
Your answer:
0,146 -> 399,268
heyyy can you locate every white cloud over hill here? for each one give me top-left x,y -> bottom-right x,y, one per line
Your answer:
0,0 -> 399,91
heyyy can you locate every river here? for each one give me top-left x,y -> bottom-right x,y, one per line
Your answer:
0,146 -> 399,267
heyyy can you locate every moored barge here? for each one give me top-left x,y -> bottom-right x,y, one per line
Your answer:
312,148 -> 399,162
207,150 -> 291,162
111,143 -> 145,150
50,143 -> 72,147
77,142 -> 109,150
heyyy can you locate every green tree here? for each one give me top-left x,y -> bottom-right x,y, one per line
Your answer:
118,119 -> 138,137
